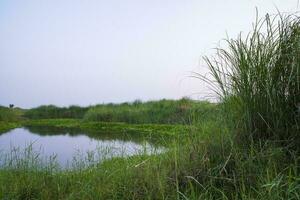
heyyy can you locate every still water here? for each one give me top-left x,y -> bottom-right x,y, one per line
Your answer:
0,127 -> 162,168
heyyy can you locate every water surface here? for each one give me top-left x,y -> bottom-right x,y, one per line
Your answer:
0,127 -> 161,168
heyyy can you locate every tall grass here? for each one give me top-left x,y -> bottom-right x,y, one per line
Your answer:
0,106 -> 23,122
199,13 -> 300,146
23,99 -> 218,125
0,123 -> 299,199
84,98 -> 217,124
24,105 -> 89,119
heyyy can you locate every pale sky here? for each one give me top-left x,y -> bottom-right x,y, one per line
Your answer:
0,1 -> 298,108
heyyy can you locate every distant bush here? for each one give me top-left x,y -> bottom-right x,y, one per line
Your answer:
83,99 -> 217,124
0,106 -> 22,122
24,105 -> 89,119
23,99 -> 218,124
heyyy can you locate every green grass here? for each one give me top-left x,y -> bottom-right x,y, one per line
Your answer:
0,106 -> 23,133
0,106 -> 24,122
0,118 -> 299,199
24,105 -> 89,119
22,119 -> 190,136
0,122 -> 20,133
198,13 -> 300,147
20,119 -> 191,146
23,98 -> 218,125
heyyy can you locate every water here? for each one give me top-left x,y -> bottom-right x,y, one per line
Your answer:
0,127 -> 162,168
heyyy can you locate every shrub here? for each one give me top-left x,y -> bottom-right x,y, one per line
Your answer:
24,105 -> 89,119
0,106 -> 22,122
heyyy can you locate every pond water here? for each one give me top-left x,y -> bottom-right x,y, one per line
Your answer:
0,127 -> 163,168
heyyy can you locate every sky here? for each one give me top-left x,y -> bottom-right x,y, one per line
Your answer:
0,0 -> 299,108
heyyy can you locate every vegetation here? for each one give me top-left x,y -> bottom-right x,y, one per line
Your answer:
22,119 -> 190,139
0,106 -> 23,122
0,115 -> 298,199
200,13 -> 300,149
0,121 -> 20,133
0,106 -> 23,133
23,99 -> 218,125
84,99 -> 219,124
24,105 -> 89,119
0,12 -> 299,199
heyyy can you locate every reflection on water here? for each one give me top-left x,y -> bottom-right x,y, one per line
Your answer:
0,127 -> 163,168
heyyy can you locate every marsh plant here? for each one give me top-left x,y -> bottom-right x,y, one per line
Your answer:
198,13 -> 300,147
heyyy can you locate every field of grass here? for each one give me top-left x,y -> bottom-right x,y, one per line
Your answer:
0,114 -> 298,199
0,13 -> 299,199
0,106 -> 24,122
24,105 -> 89,119
0,106 -> 24,133
22,98 -> 218,125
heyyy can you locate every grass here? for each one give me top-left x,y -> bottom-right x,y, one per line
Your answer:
0,106 -> 24,122
24,105 -> 89,119
0,120 -> 299,199
22,119 -> 189,136
22,98 -> 218,125
198,13 -> 300,147
0,121 -> 20,133
21,119 -> 191,146
0,11 -> 299,200
84,98 -> 218,124
0,106 -> 23,133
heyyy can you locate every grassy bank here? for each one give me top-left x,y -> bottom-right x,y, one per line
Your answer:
0,106 -> 23,133
23,99 -> 218,125
0,106 -> 24,122
0,117 -> 298,199
0,122 -> 20,133
24,105 -> 89,120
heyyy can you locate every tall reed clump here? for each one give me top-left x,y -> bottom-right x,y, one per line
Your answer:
201,13 -> 300,147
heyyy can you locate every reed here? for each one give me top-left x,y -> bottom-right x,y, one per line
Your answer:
198,13 -> 300,147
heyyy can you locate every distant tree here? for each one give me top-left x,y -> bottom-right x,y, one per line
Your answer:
9,104 -> 14,109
